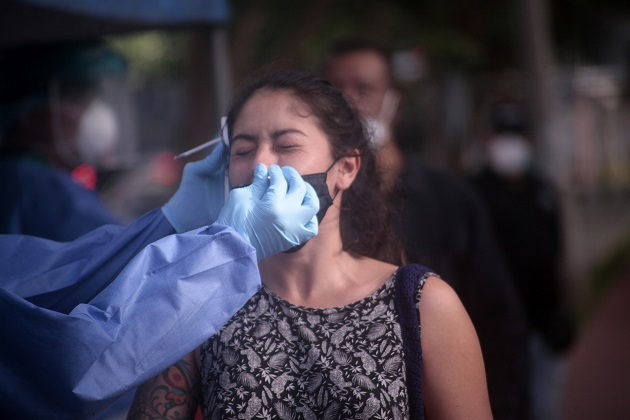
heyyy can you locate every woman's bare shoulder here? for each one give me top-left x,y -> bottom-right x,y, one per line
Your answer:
419,276 -> 471,326
421,275 -> 459,301
419,276 -> 493,418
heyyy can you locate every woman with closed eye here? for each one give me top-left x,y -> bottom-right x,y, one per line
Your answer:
129,68 -> 492,420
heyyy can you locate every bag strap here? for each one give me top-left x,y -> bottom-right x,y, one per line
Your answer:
394,263 -> 429,420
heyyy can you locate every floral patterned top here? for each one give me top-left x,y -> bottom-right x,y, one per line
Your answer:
199,269 -> 430,419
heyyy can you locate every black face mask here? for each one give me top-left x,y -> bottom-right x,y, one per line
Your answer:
285,161 -> 338,253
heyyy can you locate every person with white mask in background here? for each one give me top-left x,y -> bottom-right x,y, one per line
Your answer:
0,40 -> 128,241
472,100 -> 575,420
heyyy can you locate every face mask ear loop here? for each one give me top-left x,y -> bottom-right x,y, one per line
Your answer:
325,158 -> 342,203
325,159 -> 339,174
331,188 -> 340,203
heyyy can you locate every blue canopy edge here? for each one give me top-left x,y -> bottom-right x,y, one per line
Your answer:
18,0 -> 231,24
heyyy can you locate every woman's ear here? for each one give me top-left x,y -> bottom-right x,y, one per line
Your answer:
335,149 -> 361,191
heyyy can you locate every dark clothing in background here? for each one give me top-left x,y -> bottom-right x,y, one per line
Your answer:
472,168 -> 573,353
394,155 -> 530,420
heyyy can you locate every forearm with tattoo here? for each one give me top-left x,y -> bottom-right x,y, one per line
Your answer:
127,355 -> 200,419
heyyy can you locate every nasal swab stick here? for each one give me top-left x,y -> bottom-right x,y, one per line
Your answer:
173,136 -> 222,160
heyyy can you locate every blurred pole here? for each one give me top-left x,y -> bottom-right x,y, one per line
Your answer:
210,26 -> 233,121
518,0 -> 570,188
186,27 -> 232,155
186,30 -> 214,153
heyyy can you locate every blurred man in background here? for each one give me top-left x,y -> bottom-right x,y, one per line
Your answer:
322,37 -> 531,419
321,38 -> 403,192
0,40 -> 129,241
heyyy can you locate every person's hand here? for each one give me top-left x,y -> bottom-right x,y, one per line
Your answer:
216,164 -> 319,260
162,142 -> 227,233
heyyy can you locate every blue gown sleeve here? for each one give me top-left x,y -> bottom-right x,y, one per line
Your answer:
0,208 -> 175,314
0,157 -> 122,242
0,223 -> 261,419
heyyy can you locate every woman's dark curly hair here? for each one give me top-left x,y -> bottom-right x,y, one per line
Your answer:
226,67 -> 399,261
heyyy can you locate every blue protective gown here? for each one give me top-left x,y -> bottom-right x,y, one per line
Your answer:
0,209 -> 261,419
0,156 -> 120,242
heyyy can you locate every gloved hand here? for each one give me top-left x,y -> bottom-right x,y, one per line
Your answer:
162,142 -> 227,233
216,164 -> 319,260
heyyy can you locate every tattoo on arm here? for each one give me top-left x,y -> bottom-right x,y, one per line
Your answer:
127,354 -> 201,419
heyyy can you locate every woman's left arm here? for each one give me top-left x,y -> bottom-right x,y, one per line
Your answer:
420,276 -> 493,419
127,350 -> 201,420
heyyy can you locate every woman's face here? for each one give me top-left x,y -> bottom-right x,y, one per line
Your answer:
228,89 -> 335,186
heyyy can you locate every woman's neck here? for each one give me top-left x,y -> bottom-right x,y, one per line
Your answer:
258,223 -> 396,309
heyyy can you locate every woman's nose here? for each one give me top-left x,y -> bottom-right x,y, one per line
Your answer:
253,145 -> 279,168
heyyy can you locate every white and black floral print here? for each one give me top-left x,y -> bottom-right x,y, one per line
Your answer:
199,271 -> 430,419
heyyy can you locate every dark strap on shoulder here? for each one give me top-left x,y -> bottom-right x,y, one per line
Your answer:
394,264 -> 428,420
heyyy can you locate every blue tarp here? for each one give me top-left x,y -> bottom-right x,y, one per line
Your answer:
19,0 -> 231,24
1,0 -> 231,49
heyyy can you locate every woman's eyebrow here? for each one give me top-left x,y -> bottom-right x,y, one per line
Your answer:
271,128 -> 306,139
231,133 -> 257,143
232,128 -> 306,143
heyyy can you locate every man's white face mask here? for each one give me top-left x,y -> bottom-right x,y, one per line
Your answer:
52,98 -> 120,168
363,89 -> 400,150
487,134 -> 532,177
364,116 -> 388,149
76,99 -> 119,165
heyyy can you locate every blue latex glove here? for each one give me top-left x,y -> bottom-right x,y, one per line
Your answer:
162,142 -> 227,233
216,164 -> 319,260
